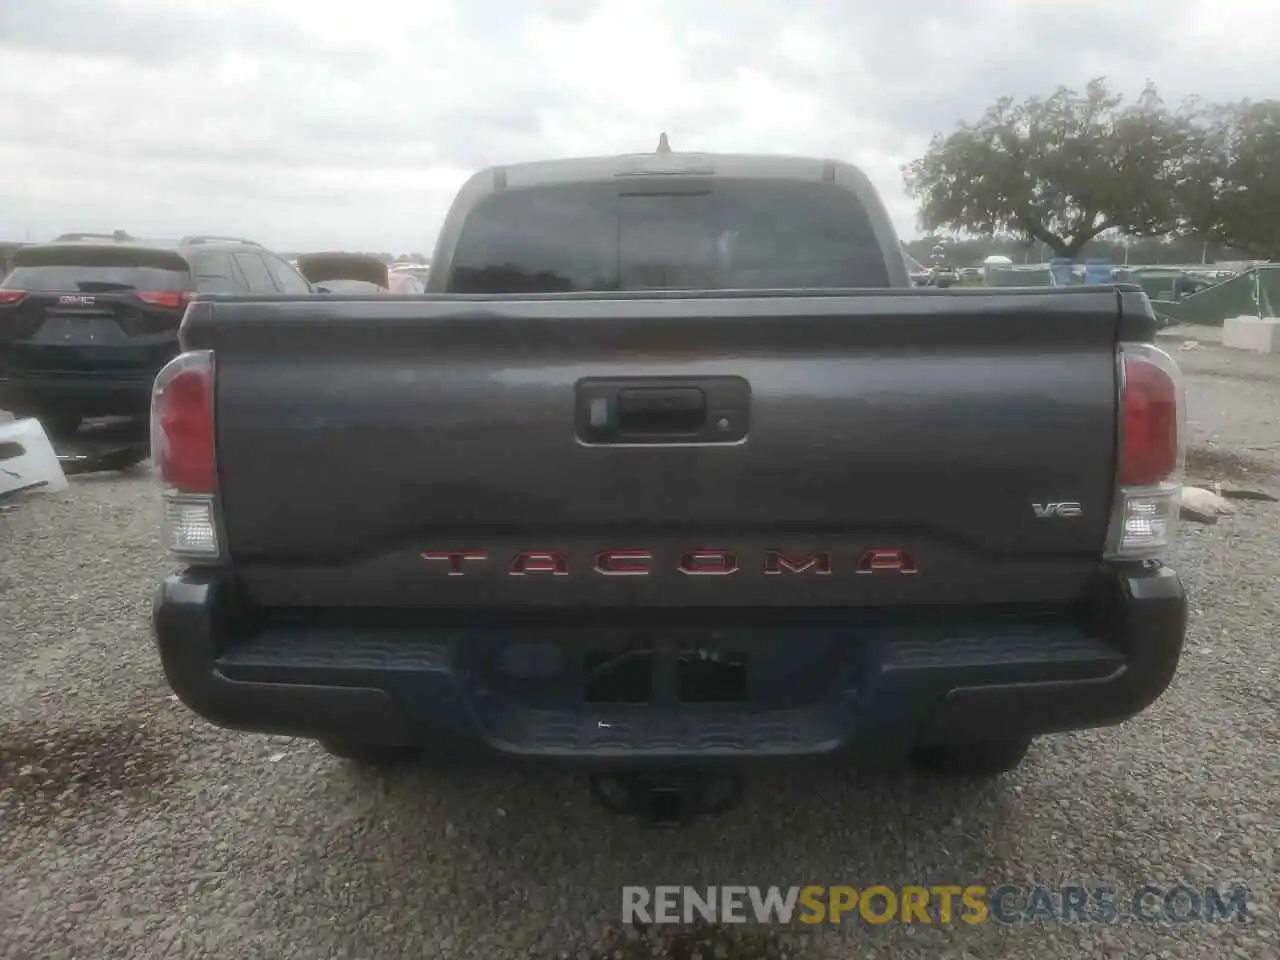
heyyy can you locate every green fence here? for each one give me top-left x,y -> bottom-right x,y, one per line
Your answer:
1152,266 -> 1280,327
1127,270 -> 1183,301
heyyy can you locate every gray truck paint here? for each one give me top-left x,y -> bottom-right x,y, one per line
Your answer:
180,284 -> 1149,611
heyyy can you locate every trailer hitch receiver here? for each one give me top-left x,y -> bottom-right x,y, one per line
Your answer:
589,769 -> 745,827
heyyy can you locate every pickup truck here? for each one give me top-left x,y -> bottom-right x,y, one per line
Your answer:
151,150 -> 1187,812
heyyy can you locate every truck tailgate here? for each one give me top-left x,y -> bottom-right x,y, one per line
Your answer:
192,288 -> 1124,608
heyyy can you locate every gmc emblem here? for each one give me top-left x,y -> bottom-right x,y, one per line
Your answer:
420,548 -> 917,577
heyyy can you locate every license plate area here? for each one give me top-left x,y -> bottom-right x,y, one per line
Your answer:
583,639 -> 749,704
485,624 -> 852,711
32,316 -> 127,345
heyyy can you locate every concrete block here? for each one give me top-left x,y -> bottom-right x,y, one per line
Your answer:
1222,315 -> 1280,353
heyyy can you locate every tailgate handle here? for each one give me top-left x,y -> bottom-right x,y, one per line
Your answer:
614,387 -> 706,434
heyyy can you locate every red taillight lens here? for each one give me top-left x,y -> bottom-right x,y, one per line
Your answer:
1120,353 -> 1180,486
0,289 -> 25,305
151,351 -> 215,493
137,291 -> 193,310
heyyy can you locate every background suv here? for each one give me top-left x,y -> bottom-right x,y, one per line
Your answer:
0,232 -> 313,438
0,240 -> 30,277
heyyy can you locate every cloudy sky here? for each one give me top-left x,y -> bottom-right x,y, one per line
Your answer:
1,0 -> 1275,255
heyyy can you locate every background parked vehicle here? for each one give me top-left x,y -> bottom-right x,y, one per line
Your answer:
984,264 -> 1057,287
389,262 -> 431,288
0,240 -> 31,277
295,252 -> 427,294
0,232 -> 308,438
297,251 -> 393,294
924,265 -> 959,287
388,270 -> 425,294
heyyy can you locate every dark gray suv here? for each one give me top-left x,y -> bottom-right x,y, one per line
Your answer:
0,233 -> 313,437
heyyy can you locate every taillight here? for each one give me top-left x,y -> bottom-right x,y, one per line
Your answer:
0,289 -> 25,305
137,290 -> 193,310
1121,354 -> 1179,485
152,350 -> 221,560
1105,343 -> 1186,561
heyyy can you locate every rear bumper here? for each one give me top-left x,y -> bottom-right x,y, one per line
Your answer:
0,371 -> 156,417
152,566 -> 1186,765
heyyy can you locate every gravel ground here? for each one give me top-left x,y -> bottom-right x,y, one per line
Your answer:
1,342 -> 1277,960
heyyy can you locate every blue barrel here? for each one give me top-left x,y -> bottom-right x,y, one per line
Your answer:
1084,258 -> 1112,285
1048,258 -> 1075,286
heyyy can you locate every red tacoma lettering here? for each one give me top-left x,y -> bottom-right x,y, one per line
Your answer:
510,550 -> 569,576
421,550 -> 487,575
678,549 -> 738,575
763,550 -> 832,575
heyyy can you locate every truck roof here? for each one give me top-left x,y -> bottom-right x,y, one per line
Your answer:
480,151 -> 857,189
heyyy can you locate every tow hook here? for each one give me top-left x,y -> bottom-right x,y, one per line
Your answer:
588,769 -> 746,827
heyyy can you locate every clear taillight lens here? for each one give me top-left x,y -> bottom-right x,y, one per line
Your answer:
1108,482 -> 1181,559
163,497 -> 220,557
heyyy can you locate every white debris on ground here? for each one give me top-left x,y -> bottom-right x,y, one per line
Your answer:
1215,481 -> 1279,502
0,419 -> 69,500
1179,485 -> 1236,523
1180,481 -> 1280,524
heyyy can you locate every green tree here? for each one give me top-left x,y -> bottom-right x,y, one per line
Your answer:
1180,99 -> 1280,260
903,79 -> 1205,260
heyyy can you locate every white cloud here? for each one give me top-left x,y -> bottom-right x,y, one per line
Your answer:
0,0 -> 1277,253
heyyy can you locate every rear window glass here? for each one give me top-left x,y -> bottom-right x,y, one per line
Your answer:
4,247 -> 190,293
447,178 -> 891,293
233,252 -> 277,292
266,257 -> 313,294
3,264 -> 191,292
190,251 -> 245,294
